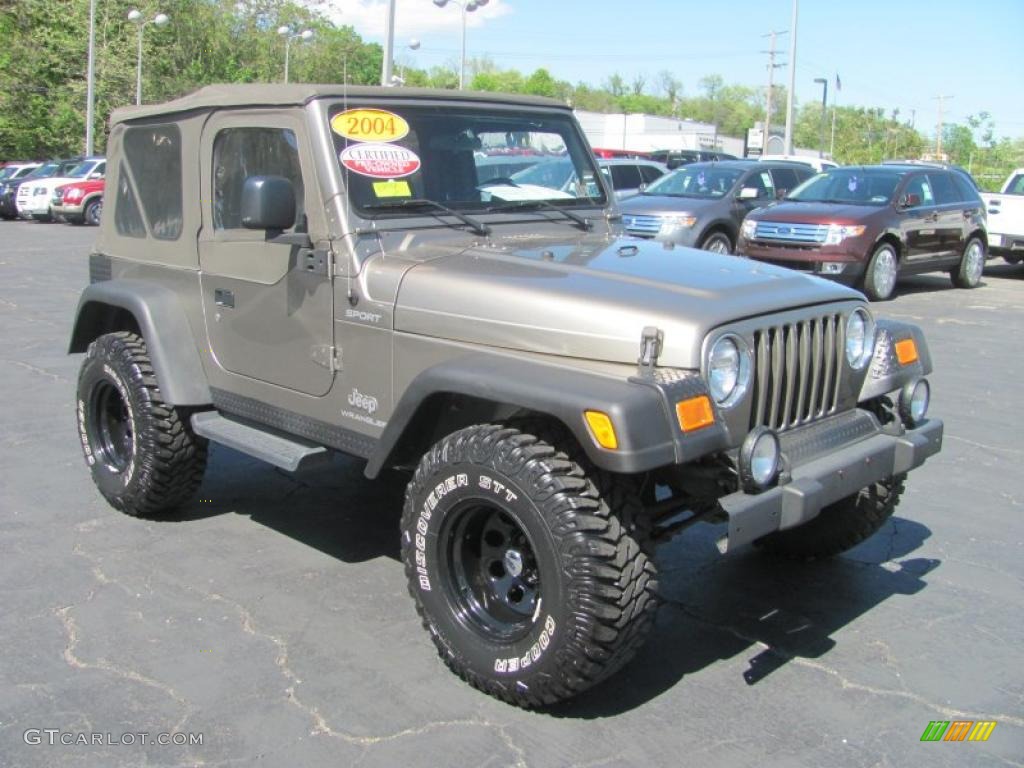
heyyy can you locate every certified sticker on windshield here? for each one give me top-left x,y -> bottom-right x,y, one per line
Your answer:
331,109 -> 409,143
340,143 -> 421,179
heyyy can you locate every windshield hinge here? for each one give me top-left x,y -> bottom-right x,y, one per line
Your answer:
637,326 -> 663,377
312,344 -> 342,372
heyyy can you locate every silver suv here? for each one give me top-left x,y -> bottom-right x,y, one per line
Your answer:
69,84 -> 943,708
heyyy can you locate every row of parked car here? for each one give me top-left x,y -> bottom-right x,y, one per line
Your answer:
0,157 -> 105,225
607,156 -> 1013,301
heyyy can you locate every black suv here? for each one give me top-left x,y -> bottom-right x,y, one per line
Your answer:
619,160 -> 813,253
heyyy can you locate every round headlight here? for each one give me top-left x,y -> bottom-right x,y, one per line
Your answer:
898,378 -> 930,426
845,309 -> 875,370
708,335 -> 751,407
739,426 -> 781,492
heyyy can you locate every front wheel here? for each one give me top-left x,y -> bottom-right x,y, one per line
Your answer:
401,424 -> 658,708
700,231 -> 734,254
84,198 -> 103,226
76,332 -> 207,516
861,242 -> 899,301
951,236 -> 985,288
756,476 -> 905,560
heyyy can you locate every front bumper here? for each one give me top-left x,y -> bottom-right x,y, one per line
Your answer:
52,201 -> 85,217
737,238 -> 869,284
717,413 -> 943,552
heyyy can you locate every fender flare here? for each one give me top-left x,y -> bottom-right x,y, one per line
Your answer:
68,279 -> 211,406
364,355 -> 689,478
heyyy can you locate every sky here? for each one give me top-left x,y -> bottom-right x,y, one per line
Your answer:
320,0 -> 1024,140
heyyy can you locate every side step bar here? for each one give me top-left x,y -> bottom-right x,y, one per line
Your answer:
191,412 -> 330,472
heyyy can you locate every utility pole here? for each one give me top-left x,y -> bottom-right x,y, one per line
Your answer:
783,0 -> 798,154
761,30 -> 787,155
933,94 -> 952,158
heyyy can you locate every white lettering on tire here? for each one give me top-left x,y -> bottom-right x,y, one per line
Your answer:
493,615 -> 556,674
414,472 -> 469,592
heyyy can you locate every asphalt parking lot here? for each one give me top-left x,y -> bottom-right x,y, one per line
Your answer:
1,221 -> 1022,768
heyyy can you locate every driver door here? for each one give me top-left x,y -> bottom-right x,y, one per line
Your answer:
198,113 -> 335,396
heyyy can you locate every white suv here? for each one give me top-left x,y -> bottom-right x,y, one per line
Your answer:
17,157 -> 105,221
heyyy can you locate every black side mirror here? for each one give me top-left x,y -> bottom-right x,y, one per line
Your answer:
241,176 -> 296,231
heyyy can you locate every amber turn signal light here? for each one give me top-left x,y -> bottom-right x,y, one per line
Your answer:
895,338 -> 918,365
676,395 -> 715,432
584,410 -> 618,450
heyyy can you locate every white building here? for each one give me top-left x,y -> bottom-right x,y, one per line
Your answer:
574,110 -> 746,156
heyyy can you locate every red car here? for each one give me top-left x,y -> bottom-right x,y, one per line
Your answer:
52,178 -> 104,225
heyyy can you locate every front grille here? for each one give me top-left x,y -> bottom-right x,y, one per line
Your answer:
750,313 -> 845,432
754,221 -> 828,243
764,259 -> 815,272
623,214 -> 663,236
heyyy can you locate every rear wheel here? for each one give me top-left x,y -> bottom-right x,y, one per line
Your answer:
757,476 -> 904,560
700,230 -> 734,254
76,332 -> 207,516
401,424 -> 658,708
951,236 -> 985,288
861,242 -> 899,301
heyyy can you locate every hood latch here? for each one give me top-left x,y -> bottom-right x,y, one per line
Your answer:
637,326 -> 664,377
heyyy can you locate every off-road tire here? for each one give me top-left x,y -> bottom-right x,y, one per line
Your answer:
400,424 -> 659,708
861,242 -> 899,301
756,475 -> 905,560
951,236 -> 985,289
700,230 -> 734,254
76,332 -> 207,516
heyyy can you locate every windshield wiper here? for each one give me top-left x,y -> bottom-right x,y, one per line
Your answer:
362,198 -> 490,236
487,200 -> 592,231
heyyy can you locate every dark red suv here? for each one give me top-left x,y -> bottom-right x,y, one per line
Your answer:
736,165 -> 987,300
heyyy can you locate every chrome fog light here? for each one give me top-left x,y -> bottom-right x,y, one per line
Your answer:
898,378 -> 930,427
820,262 -> 846,275
739,426 -> 781,492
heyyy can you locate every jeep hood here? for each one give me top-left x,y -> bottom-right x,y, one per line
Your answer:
394,233 -> 861,368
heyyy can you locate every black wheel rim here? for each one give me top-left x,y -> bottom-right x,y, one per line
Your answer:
89,380 -> 134,472
443,501 -> 541,643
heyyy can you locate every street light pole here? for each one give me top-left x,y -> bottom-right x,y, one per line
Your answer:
381,0 -> 396,86
813,77 -> 827,158
277,27 -> 313,84
393,39 -> 421,86
433,0 -> 489,90
85,0 -> 96,154
127,9 -> 169,106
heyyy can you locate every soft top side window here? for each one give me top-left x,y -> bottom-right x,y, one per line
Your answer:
123,124 -> 183,240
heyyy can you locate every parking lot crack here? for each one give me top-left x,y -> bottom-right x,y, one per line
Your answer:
2,358 -> 69,383
54,605 -> 195,734
204,590 -> 526,763
663,599 -> 1024,728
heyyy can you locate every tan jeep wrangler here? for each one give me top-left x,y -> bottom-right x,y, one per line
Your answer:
69,84 -> 943,707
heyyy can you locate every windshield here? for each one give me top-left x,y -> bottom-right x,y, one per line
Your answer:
66,161 -> 96,178
643,166 -> 743,198
328,104 -> 605,215
24,162 -> 59,180
787,169 -> 904,205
